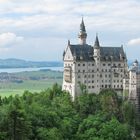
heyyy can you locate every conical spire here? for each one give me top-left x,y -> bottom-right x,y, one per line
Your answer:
94,34 -> 100,49
80,17 -> 86,32
78,17 -> 87,45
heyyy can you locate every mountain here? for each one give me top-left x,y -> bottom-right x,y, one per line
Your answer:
0,58 -> 63,68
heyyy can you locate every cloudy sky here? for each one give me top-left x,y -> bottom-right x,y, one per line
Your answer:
0,0 -> 140,61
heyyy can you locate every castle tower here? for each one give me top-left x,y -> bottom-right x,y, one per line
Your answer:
78,18 -> 87,45
94,34 -> 100,62
93,34 -> 101,93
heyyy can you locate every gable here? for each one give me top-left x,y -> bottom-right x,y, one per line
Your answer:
64,46 -> 73,61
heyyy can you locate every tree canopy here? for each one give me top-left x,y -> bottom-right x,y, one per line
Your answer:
0,84 -> 139,140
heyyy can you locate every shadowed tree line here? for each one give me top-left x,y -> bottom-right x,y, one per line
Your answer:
0,83 -> 139,140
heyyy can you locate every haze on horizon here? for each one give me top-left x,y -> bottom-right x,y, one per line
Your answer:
0,0 -> 140,61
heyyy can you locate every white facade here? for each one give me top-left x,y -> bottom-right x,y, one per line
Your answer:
123,60 -> 140,106
62,19 -> 130,100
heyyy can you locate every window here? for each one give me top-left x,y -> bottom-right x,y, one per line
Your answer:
88,75 -> 90,78
88,81 -> 90,83
88,63 -> 90,66
88,86 -> 91,88
108,63 -> 111,66
83,64 -> 85,66
78,63 -> 80,66
114,73 -> 119,77
84,80 -> 86,83
118,63 -> 121,67
92,75 -> 94,78
92,64 -> 94,66
84,75 -> 87,78
83,70 -> 85,73
92,80 -> 94,83
103,63 -> 106,66
78,70 -> 80,72
92,70 -> 94,72
78,75 -> 80,78
92,86 -> 94,88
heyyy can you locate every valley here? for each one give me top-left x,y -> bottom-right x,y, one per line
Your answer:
0,69 -> 63,97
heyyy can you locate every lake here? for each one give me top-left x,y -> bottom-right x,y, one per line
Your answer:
0,67 -> 63,73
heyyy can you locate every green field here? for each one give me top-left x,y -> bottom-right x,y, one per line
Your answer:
0,70 -> 63,97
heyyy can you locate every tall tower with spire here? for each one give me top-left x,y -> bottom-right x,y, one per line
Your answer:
78,18 -> 87,45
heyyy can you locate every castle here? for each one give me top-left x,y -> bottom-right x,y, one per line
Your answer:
62,18 -> 140,112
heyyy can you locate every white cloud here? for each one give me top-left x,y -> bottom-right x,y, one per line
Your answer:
0,32 -> 24,47
0,0 -> 140,60
128,38 -> 140,46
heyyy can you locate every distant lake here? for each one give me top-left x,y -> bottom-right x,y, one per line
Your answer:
0,67 -> 63,73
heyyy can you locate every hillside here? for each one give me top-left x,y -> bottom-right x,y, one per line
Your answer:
0,58 -> 63,68
0,69 -> 63,97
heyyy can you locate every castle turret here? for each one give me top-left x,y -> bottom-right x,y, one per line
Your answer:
94,34 -> 100,49
78,18 -> 87,45
94,34 -> 100,65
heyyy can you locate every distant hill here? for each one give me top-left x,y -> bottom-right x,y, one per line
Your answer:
0,58 -> 63,68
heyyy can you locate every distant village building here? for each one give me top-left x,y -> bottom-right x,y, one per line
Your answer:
62,18 -> 140,112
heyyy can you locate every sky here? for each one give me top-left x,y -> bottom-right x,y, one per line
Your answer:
0,0 -> 140,61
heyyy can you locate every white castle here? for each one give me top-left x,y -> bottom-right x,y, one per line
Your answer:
62,19 -> 140,110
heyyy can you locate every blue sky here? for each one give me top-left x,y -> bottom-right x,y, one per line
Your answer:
0,0 -> 140,61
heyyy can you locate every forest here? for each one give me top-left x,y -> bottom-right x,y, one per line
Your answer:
0,83 -> 139,140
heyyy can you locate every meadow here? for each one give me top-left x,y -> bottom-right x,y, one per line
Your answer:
0,70 -> 63,97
